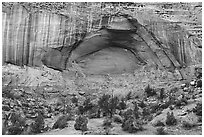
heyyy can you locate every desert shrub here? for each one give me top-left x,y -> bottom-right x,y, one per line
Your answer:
158,88 -> 165,100
71,95 -> 78,106
98,94 -> 111,115
102,117 -> 112,135
88,106 -> 100,119
153,120 -> 165,127
5,111 -> 26,135
196,79 -> 202,87
138,100 -> 146,108
83,97 -> 94,112
155,110 -> 162,117
133,102 -> 140,119
170,87 -> 179,93
122,109 -> 134,121
52,114 -> 71,129
193,102 -> 202,116
142,107 -> 151,118
126,91 -> 132,101
109,96 -> 119,117
160,102 -> 170,109
144,84 -> 152,95
30,111 -> 45,134
182,121 -> 195,130
175,98 -> 188,107
117,97 -> 126,110
150,103 -> 161,113
195,67 -> 202,79
197,116 -> 202,123
144,84 -> 157,97
160,94 -> 176,109
113,114 -> 123,123
156,127 -> 168,135
98,94 -> 119,117
78,105 -> 85,114
78,97 -> 94,114
2,86 -> 15,99
122,117 -> 144,133
74,115 -> 88,132
103,117 -> 112,127
64,105 -> 75,118
165,112 -> 177,126
7,126 -> 24,135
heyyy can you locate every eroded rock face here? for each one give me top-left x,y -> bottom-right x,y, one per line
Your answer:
41,13 -> 201,75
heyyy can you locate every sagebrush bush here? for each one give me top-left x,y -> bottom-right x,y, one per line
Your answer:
52,114 -> 71,129
165,112 -> 177,126
98,94 -> 111,113
4,111 -> 26,135
138,100 -> 146,108
156,127 -> 168,135
103,117 -> 112,127
74,115 -> 88,132
122,109 -> 134,121
126,91 -> 132,101
83,97 -> 94,113
144,84 -> 157,97
31,111 -> 45,134
153,120 -> 165,127
158,88 -> 165,100
182,121 -> 195,130
196,79 -> 202,87
193,102 -> 202,116
142,107 -> 151,118
150,103 -> 160,113
78,97 -> 95,114
122,117 -> 144,133
117,97 -> 126,110
71,95 -> 78,105
109,96 -> 119,117
133,102 -> 140,119
113,114 -> 123,123
98,94 -> 119,117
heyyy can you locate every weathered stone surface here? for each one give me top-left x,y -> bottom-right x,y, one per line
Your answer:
41,13 -> 201,76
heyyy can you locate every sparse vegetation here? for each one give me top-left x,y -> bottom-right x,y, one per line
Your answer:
138,100 -> 146,108
30,111 -> 45,134
122,117 -> 144,133
78,97 -> 94,114
156,127 -> 168,135
3,111 -> 26,135
113,114 -> 123,123
74,115 -> 88,132
122,109 -> 134,121
153,120 -> 165,127
52,114 -> 71,129
103,117 -> 113,135
117,97 -> 127,110
182,121 -> 196,130
144,84 -> 157,97
158,88 -> 165,100
193,103 -> 202,116
165,112 -> 177,126
2,56 -> 202,135
1,1 -> 203,135
133,102 -> 140,119
126,91 -> 132,101
103,117 -> 112,127
98,94 -> 119,117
